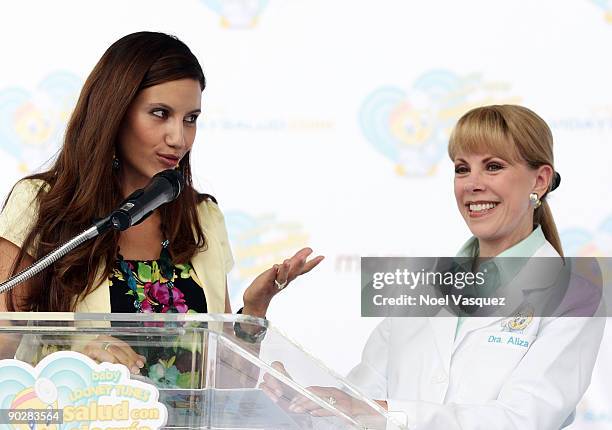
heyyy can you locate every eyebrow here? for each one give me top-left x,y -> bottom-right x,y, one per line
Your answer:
147,103 -> 201,114
454,156 -> 501,164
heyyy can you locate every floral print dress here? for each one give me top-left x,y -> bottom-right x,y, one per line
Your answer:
109,244 -> 207,388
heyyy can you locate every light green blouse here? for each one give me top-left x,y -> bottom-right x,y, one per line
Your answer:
456,225 -> 546,259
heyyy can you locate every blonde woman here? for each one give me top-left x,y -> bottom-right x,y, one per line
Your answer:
275,105 -> 605,429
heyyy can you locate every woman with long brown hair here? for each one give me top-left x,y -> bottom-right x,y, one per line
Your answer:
0,32 -> 322,371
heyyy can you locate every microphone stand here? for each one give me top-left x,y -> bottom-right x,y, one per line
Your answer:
0,218 -> 113,294
0,169 -> 183,295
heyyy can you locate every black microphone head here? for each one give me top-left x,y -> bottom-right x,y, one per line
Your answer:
154,169 -> 184,199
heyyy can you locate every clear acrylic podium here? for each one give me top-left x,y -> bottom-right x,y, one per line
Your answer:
0,313 -> 405,430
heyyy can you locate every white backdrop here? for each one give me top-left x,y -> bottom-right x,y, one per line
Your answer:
1,1 -> 612,428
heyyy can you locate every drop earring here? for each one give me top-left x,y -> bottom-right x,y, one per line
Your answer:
529,192 -> 541,208
112,156 -> 120,171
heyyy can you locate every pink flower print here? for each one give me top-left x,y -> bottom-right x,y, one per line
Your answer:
145,281 -> 168,304
143,281 -> 188,313
141,299 -> 154,313
166,288 -> 188,313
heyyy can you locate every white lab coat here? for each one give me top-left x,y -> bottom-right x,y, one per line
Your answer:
348,241 -> 606,430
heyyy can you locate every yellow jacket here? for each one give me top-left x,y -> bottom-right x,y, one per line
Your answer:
0,179 -> 233,313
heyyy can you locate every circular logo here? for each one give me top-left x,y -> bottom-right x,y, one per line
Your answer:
359,70 -> 520,177
503,304 -> 535,332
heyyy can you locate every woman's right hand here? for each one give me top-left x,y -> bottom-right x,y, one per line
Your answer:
260,361 -> 294,403
260,361 -> 388,417
82,334 -> 146,375
260,361 -> 356,415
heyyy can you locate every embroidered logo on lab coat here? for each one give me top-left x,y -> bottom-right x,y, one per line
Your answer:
501,304 -> 534,333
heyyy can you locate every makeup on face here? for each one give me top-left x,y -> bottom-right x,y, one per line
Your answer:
453,153 -> 538,253
116,79 -> 202,193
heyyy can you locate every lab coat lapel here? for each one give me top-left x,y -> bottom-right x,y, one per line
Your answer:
452,241 -> 561,349
452,278 -> 526,349
428,308 -> 458,372
452,316 -> 505,351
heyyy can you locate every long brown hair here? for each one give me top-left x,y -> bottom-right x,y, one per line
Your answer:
6,32 -> 208,311
448,105 -> 563,256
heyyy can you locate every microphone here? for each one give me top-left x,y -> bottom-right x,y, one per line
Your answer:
108,169 -> 184,231
0,169 -> 184,293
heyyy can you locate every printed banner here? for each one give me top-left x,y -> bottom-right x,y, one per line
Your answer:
0,351 -> 167,430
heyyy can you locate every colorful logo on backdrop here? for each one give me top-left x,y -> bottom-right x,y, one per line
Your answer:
561,215 -> 612,257
0,351 -> 167,430
224,211 -> 309,304
359,70 -> 520,177
590,0 -> 612,22
200,0 -> 270,28
561,215 -> 612,288
0,72 -> 81,173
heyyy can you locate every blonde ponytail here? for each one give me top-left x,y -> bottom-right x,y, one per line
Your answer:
535,200 -> 563,257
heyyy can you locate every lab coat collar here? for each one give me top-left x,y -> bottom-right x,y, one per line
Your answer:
455,226 -> 558,292
456,225 -> 546,259
513,240 -> 564,291
444,240 -> 563,352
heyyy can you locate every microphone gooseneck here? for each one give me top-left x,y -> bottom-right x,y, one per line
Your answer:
0,169 -> 184,294
0,225 -> 100,294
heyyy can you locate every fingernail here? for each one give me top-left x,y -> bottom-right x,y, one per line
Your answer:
137,360 -> 144,368
131,366 -> 140,374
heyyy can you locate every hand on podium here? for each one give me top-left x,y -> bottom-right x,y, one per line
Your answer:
82,334 -> 146,375
259,361 -> 388,418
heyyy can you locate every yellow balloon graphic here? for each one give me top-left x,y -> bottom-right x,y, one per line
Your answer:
389,103 -> 432,146
14,103 -> 53,146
